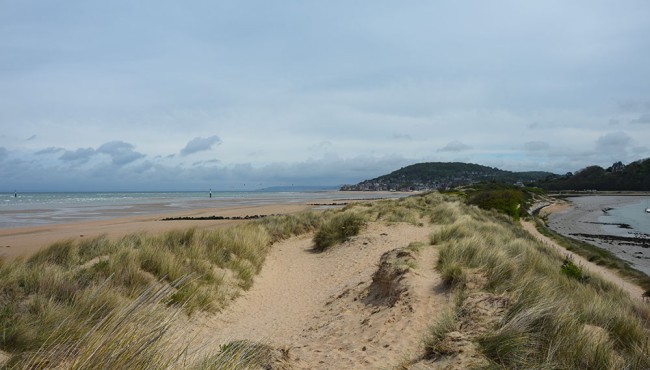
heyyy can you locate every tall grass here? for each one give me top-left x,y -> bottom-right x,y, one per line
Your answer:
535,218 -> 650,292
312,211 -> 367,252
13,277 -> 282,370
0,210 -> 324,367
428,203 -> 650,369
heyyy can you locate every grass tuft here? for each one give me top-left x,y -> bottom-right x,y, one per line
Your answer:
312,211 -> 366,252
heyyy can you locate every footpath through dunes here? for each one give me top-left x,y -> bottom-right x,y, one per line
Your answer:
521,220 -> 645,300
183,221 -> 447,369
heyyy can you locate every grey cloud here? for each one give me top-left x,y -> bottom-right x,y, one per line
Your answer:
609,118 -> 620,125
0,147 -> 7,160
60,148 -> 96,163
630,114 -> 650,124
35,147 -> 65,155
524,141 -> 550,152
131,160 -> 154,174
25,135 -> 37,141
617,100 -> 650,113
438,140 -> 472,152
192,160 -> 220,166
180,136 -> 222,156
595,132 -> 632,152
97,141 -> 145,166
392,134 -> 412,141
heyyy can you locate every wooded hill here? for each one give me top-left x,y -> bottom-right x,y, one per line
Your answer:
340,162 -> 552,191
534,158 -> 650,191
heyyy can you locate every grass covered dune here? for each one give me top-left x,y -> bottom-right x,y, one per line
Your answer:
0,193 -> 649,369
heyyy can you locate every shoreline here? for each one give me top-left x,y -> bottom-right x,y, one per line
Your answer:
543,195 -> 650,276
0,191 -> 414,260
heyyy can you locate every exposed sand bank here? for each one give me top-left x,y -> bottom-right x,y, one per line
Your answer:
544,196 -> 650,276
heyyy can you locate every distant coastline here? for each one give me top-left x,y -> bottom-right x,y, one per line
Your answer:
0,190 -> 406,229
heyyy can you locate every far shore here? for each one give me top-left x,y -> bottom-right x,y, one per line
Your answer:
543,195 -> 650,276
0,191 -> 414,260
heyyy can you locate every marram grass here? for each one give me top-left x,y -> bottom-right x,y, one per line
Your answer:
428,199 -> 650,369
0,210 -> 325,367
2,192 -> 649,369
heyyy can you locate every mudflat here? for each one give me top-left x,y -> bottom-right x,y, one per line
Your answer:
545,195 -> 650,276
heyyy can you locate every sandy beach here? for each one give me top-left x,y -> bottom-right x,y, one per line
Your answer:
0,191 -> 411,260
545,195 -> 650,276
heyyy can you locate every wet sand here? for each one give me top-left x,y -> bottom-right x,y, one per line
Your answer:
545,196 -> 650,276
0,192 -> 412,260
0,203 -> 309,260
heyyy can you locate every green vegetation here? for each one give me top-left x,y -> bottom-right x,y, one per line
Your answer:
428,201 -> 650,369
312,211 -> 366,252
535,218 -> 650,292
1,192 -> 649,368
561,258 -> 588,282
0,211 -> 324,368
340,162 -> 552,191
465,183 -> 533,220
535,158 -> 650,191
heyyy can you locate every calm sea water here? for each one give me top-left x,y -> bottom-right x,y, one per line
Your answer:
0,191 -> 401,228
600,197 -> 650,236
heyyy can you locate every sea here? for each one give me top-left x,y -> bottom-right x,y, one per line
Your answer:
0,191 -> 403,229
599,197 -> 650,236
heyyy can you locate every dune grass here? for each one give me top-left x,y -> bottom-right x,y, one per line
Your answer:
535,217 -> 650,292
0,210 -> 324,368
13,277 -> 284,370
312,211 -> 367,252
2,193 -> 649,368
428,201 -> 650,369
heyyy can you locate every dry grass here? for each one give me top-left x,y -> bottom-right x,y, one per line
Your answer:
3,193 -> 649,368
0,210 -> 324,368
312,211 -> 367,252
427,200 -> 650,369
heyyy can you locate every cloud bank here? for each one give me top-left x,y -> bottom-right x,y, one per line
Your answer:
1,1 -> 649,190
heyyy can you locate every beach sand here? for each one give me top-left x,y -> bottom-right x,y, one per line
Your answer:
0,191 -> 415,260
545,196 -> 650,276
0,201 -> 334,260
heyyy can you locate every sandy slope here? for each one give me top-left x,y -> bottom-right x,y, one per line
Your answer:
521,220 -> 645,300
184,222 -> 446,369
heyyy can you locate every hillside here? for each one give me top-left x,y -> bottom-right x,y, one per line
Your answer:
535,158 -> 650,191
340,162 -> 552,191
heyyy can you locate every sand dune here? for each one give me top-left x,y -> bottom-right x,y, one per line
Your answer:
181,222 -> 445,369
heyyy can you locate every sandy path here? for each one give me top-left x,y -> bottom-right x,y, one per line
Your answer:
186,222 -> 445,369
521,221 -> 645,300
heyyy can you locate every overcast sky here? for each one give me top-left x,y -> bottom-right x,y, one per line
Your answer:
1,1 -> 649,191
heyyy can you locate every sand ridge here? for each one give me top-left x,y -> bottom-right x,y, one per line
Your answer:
182,222 -> 446,369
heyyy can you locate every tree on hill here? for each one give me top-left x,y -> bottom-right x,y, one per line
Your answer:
535,158 -> 650,191
340,162 -> 552,191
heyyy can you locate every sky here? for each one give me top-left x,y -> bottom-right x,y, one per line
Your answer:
1,1 -> 650,191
